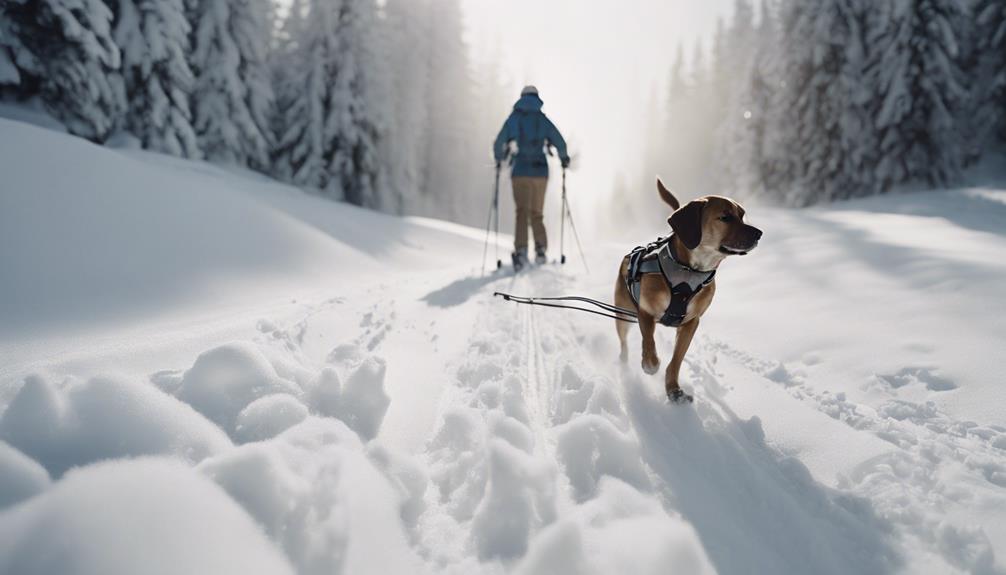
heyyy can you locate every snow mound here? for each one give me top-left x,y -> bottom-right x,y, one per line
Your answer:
0,118 -> 374,336
0,458 -> 294,575
174,342 -> 302,434
471,439 -> 557,560
235,394 -> 309,443
555,413 -> 650,502
367,443 -> 429,526
305,366 -> 342,418
516,478 -> 715,575
427,407 -> 490,521
297,357 -> 391,442
0,375 -> 231,477
0,441 -> 50,510
336,357 -> 390,441
199,417 -> 422,575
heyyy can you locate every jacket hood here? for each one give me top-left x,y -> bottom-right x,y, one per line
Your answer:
513,93 -> 543,112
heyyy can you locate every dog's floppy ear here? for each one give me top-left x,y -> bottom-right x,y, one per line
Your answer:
669,199 -> 706,250
656,178 -> 680,210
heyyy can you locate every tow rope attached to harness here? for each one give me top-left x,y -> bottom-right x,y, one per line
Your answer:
494,234 -> 716,326
493,292 -> 639,323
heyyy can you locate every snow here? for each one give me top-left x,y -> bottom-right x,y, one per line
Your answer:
197,418 -> 423,574
174,342 -> 302,434
0,458 -> 295,575
516,478 -> 716,575
337,356 -> 391,440
2,117 -> 1006,573
0,374 -> 232,477
0,442 -> 50,510
235,394 -> 309,443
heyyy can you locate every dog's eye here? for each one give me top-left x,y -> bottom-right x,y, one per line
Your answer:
719,214 -> 734,223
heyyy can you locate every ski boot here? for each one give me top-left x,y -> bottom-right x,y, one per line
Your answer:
511,248 -> 529,272
534,247 -> 547,265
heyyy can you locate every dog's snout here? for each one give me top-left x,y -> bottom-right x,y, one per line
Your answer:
740,224 -> 762,243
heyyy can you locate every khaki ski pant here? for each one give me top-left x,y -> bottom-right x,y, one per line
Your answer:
512,176 -> 548,252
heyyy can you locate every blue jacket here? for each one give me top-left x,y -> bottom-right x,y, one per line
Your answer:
493,94 -> 569,178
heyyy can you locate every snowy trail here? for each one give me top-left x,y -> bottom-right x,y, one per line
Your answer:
3,238 -> 1005,574
3,119 -> 1006,573
382,258 -> 1003,574
3,242 -> 1005,574
401,265 -> 885,574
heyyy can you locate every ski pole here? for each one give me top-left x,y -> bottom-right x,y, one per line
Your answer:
482,164 -> 501,273
560,168 -> 567,265
494,164 -> 501,269
563,172 -> 589,274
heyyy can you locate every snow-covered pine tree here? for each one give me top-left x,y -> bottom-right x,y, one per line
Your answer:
637,83 -> 665,212
272,0 -> 384,206
189,0 -> 274,169
382,0 -> 433,214
0,17 -> 23,88
0,0 -> 125,141
658,44 -> 689,194
709,18 -> 729,124
869,0 -> 969,190
334,0 -> 388,207
269,0 -> 305,154
114,0 -> 199,157
713,0 -> 757,197
776,0 -> 874,205
666,43 -> 688,124
422,0 -> 481,224
974,0 -> 1006,147
750,0 -> 785,199
682,40 -> 718,196
470,38 -> 514,231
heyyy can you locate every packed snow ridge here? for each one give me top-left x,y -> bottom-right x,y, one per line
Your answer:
2,119 -> 1006,574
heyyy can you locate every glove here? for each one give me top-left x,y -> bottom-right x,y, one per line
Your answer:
561,156 -> 571,169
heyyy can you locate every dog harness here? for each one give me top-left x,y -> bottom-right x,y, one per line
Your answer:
625,235 -> 716,327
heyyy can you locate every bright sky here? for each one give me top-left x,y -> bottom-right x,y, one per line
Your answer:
461,0 -> 733,220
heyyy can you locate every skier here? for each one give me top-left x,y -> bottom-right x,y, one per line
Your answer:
493,85 -> 570,270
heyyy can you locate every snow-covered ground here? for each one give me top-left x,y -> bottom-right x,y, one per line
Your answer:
2,117 -> 1005,574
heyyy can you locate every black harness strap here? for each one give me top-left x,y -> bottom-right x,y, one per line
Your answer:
625,235 -> 716,327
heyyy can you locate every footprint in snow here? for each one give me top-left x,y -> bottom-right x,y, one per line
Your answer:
874,367 -> 957,392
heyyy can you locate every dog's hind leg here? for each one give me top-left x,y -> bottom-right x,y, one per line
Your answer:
665,318 -> 699,403
615,317 -> 630,362
614,263 -> 633,362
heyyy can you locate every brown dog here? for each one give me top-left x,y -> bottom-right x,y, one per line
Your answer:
614,179 -> 762,403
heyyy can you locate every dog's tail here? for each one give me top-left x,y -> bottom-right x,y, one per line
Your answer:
656,178 -> 680,211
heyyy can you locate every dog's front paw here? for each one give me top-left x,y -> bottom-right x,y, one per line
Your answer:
641,355 -> 660,375
667,388 -> 694,404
